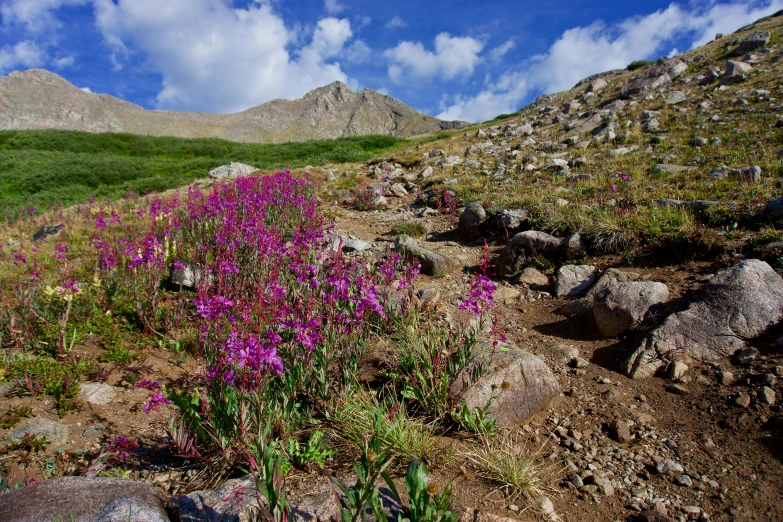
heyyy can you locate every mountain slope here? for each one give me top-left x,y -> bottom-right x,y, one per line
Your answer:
0,70 -> 468,143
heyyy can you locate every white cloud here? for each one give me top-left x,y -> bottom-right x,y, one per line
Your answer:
438,0 -> 783,122
488,38 -> 515,61
324,0 -> 346,15
355,15 -> 371,29
345,39 -> 371,63
0,41 -> 46,73
53,55 -> 75,68
93,0 -> 356,113
385,16 -> 406,30
0,0 -> 88,33
384,33 -> 484,82
80,86 -> 92,92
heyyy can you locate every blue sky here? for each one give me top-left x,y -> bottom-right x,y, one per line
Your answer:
1,0 -> 782,122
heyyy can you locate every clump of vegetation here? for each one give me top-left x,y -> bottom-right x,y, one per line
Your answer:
391,220 -> 427,237
626,59 -> 655,70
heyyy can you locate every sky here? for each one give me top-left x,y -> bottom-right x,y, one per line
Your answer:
1,0 -> 782,123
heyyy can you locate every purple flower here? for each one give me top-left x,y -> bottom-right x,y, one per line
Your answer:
459,275 -> 497,315
143,390 -> 172,414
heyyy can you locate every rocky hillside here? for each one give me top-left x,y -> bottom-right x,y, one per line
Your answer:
0,71 -> 468,143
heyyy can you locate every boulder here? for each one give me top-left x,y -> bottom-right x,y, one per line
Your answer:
494,209 -> 528,231
620,58 -> 687,98
496,231 -> 586,278
458,202 -> 487,242
665,91 -> 687,105
208,162 -> 257,179
555,265 -> 597,298
449,344 -> 559,428
557,268 -> 641,317
593,282 -> 669,338
394,235 -> 460,277
586,78 -> 608,93
625,259 -> 783,379
722,61 -> 752,84
32,224 -> 65,242
733,31 -> 770,56
10,418 -> 69,446
0,477 -> 168,522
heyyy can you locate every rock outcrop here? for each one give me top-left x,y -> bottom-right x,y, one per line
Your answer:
625,259 -> 783,379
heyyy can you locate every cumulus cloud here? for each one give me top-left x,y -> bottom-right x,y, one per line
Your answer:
80,86 -> 92,92
93,0 -> 356,113
385,16 -> 407,30
0,41 -> 46,73
385,33 -> 484,82
439,0 -> 783,122
324,0 -> 346,15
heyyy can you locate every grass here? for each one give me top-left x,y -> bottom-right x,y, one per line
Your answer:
391,220 -> 427,237
0,130 -> 402,216
626,59 -> 656,71
464,434 -> 550,503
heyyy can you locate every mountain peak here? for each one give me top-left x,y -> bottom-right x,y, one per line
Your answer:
0,69 -> 469,142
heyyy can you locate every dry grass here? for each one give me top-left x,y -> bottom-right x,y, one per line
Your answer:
462,433 -> 556,504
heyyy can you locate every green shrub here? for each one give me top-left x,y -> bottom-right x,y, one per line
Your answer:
626,59 -> 655,71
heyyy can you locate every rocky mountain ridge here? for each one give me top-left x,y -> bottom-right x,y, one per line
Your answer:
0,70 -> 468,143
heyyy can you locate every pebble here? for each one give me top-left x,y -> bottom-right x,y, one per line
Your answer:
667,383 -> 690,395
610,419 -> 632,443
734,393 -> 752,408
760,386 -> 776,405
734,347 -> 758,365
656,459 -> 684,475
719,370 -> 735,385
570,357 -> 590,369
674,474 -> 693,487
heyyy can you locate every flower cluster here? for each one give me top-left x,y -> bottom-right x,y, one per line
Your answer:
459,275 -> 497,316
105,436 -> 139,461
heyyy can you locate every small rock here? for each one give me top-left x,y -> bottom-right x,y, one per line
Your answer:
78,382 -> 117,406
555,265 -> 597,298
735,393 -> 752,408
665,91 -> 687,105
656,459 -> 684,475
609,419 -> 632,443
734,347 -> 759,365
669,361 -> 689,380
667,383 -> 690,395
569,357 -> 590,369
674,474 -> 693,487
518,267 -> 549,288
719,370 -> 735,385
760,386 -> 776,405
10,418 -> 69,446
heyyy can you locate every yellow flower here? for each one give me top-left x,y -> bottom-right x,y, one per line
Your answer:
92,273 -> 102,289
44,285 -> 56,298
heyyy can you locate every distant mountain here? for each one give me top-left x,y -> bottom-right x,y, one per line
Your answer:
0,70 -> 469,143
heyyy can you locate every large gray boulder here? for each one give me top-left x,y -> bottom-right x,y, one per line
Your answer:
208,162 -> 258,180
593,282 -> 669,338
557,268 -> 641,317
450,344 -> 559,428
620,58 -> 687,98
733,31 -> 770,56
458,201 -> 487,242
0,477 -> 168,522
496,231 -> 587,278
394,235 -> 460,277
625,260 -> 783,379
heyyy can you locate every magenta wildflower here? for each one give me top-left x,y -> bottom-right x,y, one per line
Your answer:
143,390 -> 172,414
459,275 -> 497,315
